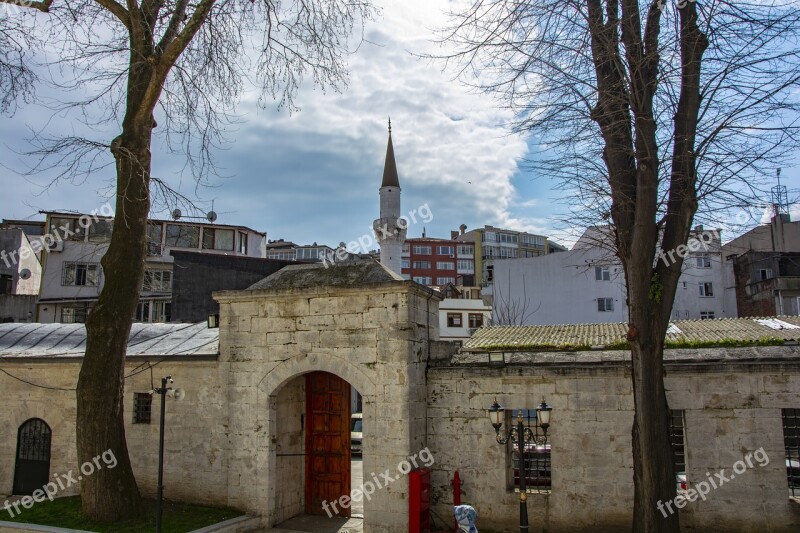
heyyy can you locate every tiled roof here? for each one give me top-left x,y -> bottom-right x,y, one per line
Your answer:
0,322 -> 219,359
462,317 -> 800,352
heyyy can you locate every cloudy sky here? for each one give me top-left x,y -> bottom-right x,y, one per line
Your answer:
0,0 -> 796,251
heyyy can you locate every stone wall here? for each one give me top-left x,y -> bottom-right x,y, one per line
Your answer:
214,279 -> 438,532
0,358 -> 226,507
427,349 -> 800,533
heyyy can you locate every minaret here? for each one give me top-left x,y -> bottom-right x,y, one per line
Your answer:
373,119 -> 406,274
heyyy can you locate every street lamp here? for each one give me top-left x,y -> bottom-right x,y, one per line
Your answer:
152,376 -> 185,533
488,398 -> 553,533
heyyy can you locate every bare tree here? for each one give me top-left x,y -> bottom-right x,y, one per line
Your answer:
4,0 -> 374,521
438,1 -> 800,531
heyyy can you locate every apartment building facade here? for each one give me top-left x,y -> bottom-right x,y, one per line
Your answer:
486,227 -> 725,325
456,225 -> 550,286
37,211 -> 267,323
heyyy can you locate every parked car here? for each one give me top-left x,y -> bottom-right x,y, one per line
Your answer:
351,413 -> 363,456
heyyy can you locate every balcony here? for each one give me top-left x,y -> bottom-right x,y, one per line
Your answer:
146,241 -> 164,257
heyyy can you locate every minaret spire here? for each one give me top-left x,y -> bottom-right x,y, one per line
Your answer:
373,121 -> 405,275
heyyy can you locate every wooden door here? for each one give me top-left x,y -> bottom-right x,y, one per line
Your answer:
305,372 -> 351,516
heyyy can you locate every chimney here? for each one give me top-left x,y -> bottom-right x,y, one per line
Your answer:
451,230 -> 459,240
460,224 -> 467,235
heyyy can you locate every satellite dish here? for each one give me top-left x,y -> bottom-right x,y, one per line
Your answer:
171,209 -> 182,220
19,269 -> 31,280
206,211 -> 217,223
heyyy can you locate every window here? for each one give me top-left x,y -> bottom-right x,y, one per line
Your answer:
437,245 -> 454,256
238,232 -> 248,254
498,233 -> 518,244
486,265 -> 494,282
401,259 -> 410,269
135,300 -> 170,323
202,228 -> 235,251
165,224 -> 199,248
457,245 -> 474,256
457,259 -> 474,273
49,217 -> 85,241
413,261 -> 431,269
412,276 -> 432,285
88,219 -> 113,243
598,298 -> 614,312
142,270 -> 172,292
695,254 -> 712,268
135,301 -> 151,322
699,282 -> 714,297
468,313 -> 484,328
267,251 -> 296,260
700,311 -> 715,320
508,409 -> 551,492
402,243 -> 410,253
413,245 -> 432,255
297,248 -> 326,260
133,393 -> 152,424
0,275 -> 11,294
436,262 -> 455,270
147,222 -> 163,244
595,266 -> 611,281
61,306 -> 88,323
437,277 -> 456,285
62,263 -> 99,286
760,268 -> 774,281
670,410 -> 687,491
447,313 -> 462,327
782,409 -> 800,497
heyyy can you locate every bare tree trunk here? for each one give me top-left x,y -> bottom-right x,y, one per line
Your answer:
75,119 -> 151,521
628,311 -> 677,531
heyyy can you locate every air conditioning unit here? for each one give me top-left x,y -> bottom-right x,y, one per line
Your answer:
48,240 -> 64,252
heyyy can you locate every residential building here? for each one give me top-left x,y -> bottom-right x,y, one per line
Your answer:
0,226 -> 43,322
36,211 -> 267,323
401,237 -> 474,285
266,240 -> 335,262
456,225 -> 551,286
722,213 -> 800,317
486,227 -> 724,325
731,251 -> 800,316
439,297 -> 491,341
3,261 -> 800,532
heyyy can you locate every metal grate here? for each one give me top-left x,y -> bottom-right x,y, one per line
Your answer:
670,410 -> 687,490
133,392 -> 152,424
782,408 -> 800,497
17,419 -> 51,462
509,409 -> 551,492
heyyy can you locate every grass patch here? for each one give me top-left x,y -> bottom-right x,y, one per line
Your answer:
2,496 -> 242,532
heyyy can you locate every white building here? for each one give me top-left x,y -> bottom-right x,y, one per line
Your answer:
487,227 -> 725,325
36,211 -> 267,323
439,297 -> 492,341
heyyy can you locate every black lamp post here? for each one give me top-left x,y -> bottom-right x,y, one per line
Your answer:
152,376 -> 185,533
488,398 -> 552,533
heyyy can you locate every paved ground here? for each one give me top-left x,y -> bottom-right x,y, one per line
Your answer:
257,458 -> 364,533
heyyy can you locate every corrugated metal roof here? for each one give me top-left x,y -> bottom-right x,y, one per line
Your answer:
462,317 -> 800,352
0,322 -> 219,358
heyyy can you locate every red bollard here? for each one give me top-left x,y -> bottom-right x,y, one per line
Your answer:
452,470 -> 461,532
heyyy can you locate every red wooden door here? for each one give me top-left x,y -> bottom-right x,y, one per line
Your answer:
305,371 -> 351,516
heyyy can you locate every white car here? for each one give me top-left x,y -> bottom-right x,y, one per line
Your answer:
351,413 -> 363,456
